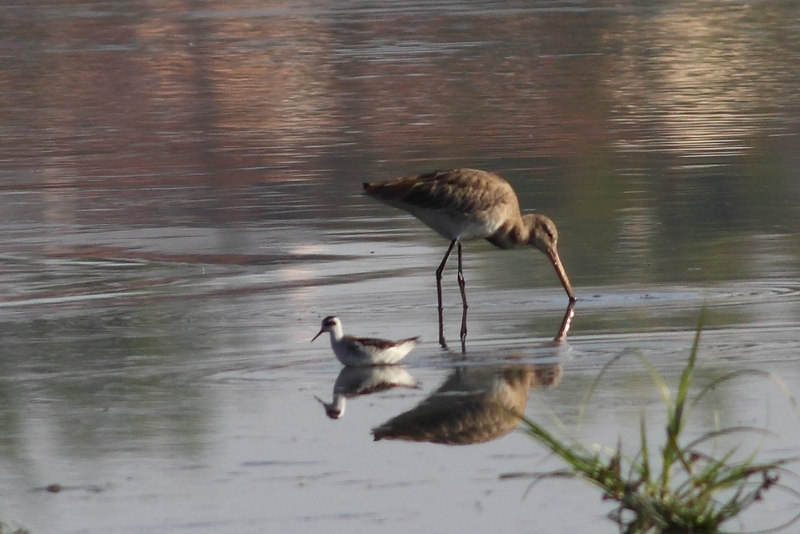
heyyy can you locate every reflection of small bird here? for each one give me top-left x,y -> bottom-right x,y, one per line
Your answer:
311,316 -> 420,367
315,366 -> 420,419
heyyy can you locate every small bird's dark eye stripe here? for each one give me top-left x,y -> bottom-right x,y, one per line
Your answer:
322,316 -> 338,326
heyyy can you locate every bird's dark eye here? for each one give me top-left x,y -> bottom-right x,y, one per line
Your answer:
545,224 -> 557,242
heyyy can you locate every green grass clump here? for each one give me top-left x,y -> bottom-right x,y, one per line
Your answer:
504,311 -> 800,534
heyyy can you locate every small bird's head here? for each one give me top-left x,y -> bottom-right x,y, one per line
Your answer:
525,215 -> 576,302
312,316 -> 342,342
315,395 -> 345,419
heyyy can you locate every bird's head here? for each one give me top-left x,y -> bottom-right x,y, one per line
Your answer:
312,316 -> 342,342
315,395 -> 345,419
526,214 -> 559,254
524,214 -> 576,302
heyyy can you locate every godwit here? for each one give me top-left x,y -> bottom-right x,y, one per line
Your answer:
311,316 -> 420,367
363,168 -> 576,348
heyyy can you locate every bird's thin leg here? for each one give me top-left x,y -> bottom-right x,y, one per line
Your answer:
457,242 -> 468,352
436,240 -> 457,348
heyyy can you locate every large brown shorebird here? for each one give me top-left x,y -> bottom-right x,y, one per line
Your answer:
363,168 -> 576,348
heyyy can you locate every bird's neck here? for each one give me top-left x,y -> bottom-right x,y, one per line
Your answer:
328,325 -> 345,342
486,215 -> 529,250
330,394 -> 346,410
327,395 -> 346,418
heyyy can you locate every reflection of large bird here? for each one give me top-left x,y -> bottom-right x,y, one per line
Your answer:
372,364 -> 561,445
315,366 -> 419,419
364,169 -> 576,347
312,316 -> 419,366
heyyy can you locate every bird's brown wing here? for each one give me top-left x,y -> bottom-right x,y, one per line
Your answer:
364,169 -> 516,215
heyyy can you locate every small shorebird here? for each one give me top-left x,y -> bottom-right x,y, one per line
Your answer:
363,168 -> 576,348
311,316 -> 420,367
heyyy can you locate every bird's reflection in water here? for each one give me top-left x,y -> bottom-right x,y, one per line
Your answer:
371,302 -> 574,445
316,366 -> 420,419
371,362 -> 561,444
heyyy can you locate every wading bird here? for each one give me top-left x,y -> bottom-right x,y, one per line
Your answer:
363,168 -> 576,348
311,316 -> 419,367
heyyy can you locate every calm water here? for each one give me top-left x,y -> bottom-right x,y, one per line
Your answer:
2,1 -> 800,533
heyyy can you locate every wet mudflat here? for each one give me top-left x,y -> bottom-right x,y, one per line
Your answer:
2,1 -> 800,533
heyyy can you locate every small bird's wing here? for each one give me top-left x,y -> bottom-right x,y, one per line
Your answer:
350,336 -> 399,350
351,335 -> 419,350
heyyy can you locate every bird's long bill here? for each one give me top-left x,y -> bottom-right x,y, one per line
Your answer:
311,330 -> 324,342
548,248 -> 576,301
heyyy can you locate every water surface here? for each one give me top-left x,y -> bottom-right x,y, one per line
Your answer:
1,1 -> 800,532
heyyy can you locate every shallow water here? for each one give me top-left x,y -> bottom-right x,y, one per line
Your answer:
2,1 -> 800,533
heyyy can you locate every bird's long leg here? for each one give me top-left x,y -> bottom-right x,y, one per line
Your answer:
457,242 -> 468,352
436,240 -> 457,348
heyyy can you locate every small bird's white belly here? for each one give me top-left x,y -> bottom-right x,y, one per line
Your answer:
334,339 -> 416,366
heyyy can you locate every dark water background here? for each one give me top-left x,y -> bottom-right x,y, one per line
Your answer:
1,1 -> 800,533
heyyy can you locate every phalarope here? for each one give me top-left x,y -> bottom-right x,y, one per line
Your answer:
311,316 -> 419,367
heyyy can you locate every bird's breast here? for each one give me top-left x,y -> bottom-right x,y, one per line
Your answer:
402,205 -> 504,241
